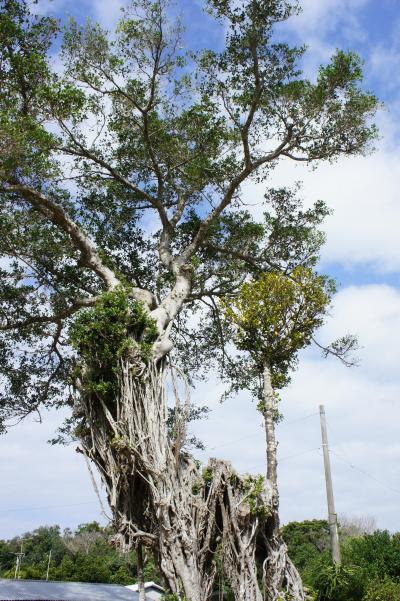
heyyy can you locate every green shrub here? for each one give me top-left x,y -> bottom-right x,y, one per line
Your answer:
313,564 -> 364,601
363,577 -> 400,601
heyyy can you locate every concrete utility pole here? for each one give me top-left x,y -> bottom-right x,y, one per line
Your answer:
14,553 -> 22,580
46,549 -> 52,581
14,540 -> 25,579
319,404 -> 341,565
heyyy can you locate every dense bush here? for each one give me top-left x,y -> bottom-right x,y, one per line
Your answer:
282,521 -> 400,601
0,522 -> 158,585
363,577 -> 400,601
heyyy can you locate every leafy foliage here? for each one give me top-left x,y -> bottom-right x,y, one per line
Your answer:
0,0 -> 378,430
282,521 -> 400,601
221,267 -> 334,394
242,474 -> 270,518
313,564 -> 364,601
0,522 -> 158,584
363,577 -> 400,601
70,287 -> 157,399
282,520 -> 331,574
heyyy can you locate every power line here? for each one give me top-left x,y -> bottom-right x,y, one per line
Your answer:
247,446 -> 321,474
207,411 -> 318,451
280,446 -> 321,464
329,448 -> 400,497
209,432 -> 260,451
278,412 -> 319,428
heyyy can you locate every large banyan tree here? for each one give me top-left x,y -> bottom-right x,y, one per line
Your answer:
0,0 -> 377,598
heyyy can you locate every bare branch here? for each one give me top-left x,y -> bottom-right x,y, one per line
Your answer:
312,334 -> 360,367
203,243 -> 280,271
0,296 -> 100,331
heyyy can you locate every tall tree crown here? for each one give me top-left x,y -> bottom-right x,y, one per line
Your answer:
0,0 -> 378,430
222,267 -> 334,386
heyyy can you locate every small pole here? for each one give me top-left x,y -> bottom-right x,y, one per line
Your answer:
136,542 -> 146,601
46,549 -> 52,581
319,405 -> 341,565
14,555 -> 20,580
14,540 -> 25,579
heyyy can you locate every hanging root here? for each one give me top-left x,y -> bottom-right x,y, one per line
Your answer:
262,530 -> 306,601
217,468 -> 270,601
75,357 -> 304,601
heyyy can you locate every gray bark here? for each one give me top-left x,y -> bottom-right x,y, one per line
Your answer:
262,362 -> 306,601
263,362 -> 279,515
74,314 -> 304,601
136,543 -> 146,601
78,359 -> 219,601
219,478 -> 266,601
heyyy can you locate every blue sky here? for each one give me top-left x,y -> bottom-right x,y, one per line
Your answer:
1,0 -> 400,541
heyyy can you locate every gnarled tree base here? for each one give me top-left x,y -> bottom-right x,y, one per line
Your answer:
76,359 -> 305,600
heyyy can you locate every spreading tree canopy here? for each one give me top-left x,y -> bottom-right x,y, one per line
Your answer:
0,0 -> 377,430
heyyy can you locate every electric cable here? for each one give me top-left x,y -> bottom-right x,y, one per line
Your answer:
207,411 -> 318,451
329,448 -> 400,496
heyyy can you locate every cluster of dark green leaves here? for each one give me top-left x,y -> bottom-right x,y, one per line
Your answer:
70,287 -> 158,402
281,520 -> 331,574
0,0 -> 58,178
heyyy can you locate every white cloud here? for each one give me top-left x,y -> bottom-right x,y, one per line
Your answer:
241,105 -> 400,274
0,411 -> 107,539
91,0 -> 126,29
284,0 -> 369,40
370,47 -> 400,93
305,150 -> 400,273
321,285 -> 400,380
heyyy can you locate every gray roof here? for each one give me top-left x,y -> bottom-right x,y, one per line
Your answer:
0,579 -> 139,601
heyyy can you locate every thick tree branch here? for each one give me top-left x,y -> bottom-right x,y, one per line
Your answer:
1,182 -> 120,290
181,132 -> 293,263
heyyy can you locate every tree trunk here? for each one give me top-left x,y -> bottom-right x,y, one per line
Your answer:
263,362 -> 279,524
219,480 -> 265,601
73,312 -> 302,601
261,362 -> 306,601
77,356 -> 219,600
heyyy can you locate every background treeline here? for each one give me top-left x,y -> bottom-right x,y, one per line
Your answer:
282,517 -> 400,600
1,517 -> 400,600
0,521 -> 157,585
